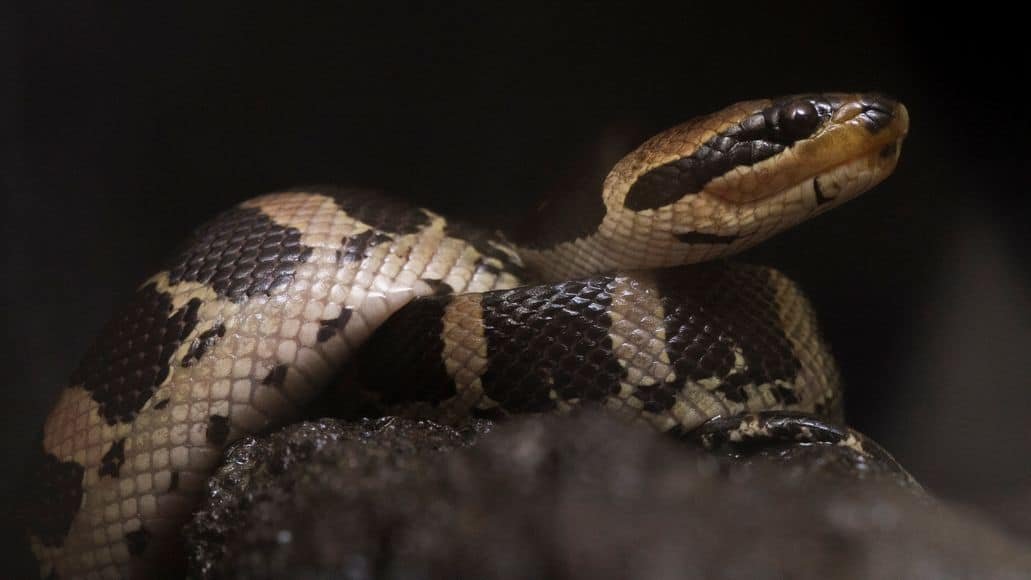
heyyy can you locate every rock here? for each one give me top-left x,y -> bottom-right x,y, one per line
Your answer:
186,413 -> 1031,579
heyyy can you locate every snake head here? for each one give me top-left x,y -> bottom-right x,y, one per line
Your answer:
602,93 -> 909,263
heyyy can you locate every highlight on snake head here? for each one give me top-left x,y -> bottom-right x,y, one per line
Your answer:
601,92 -> 909,264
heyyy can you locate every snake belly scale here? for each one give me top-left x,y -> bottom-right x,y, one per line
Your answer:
25,93 -> 909,579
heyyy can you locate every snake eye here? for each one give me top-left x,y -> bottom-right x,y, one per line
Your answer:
778,100 -> 820,141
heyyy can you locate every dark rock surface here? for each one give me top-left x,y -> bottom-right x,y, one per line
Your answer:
186,413 -> 1031,579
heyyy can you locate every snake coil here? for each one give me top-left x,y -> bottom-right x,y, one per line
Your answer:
26,93 -> 909,579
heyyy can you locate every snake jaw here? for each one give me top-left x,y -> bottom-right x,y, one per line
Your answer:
597,94 -> 911,263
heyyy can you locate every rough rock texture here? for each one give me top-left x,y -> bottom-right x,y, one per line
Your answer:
186,414 -> 1031,579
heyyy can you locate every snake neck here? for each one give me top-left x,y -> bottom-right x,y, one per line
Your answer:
512,215 -> 713,282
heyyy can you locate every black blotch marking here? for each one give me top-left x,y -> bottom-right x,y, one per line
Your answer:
879,142 -> 898,158
653,264 -> 802,406
262,364 -> 289,387
168,471 -> 180,492
339,229 -> 393,264
687,412 -> 897,465
182,323 -> 226,367
153,398 -> 170,410
474,259 -> 502,277
675,231 -> 740,245
166,206 -> 315,303
478,277 -> 624,413
361,278 -> 626,412
813,178 -> 833,206
292,185 -> 432,235
773,384 -> 801,405
98,438 -> 126,478
317,308 -> 353,343
444,220 -> 529,279
625,95 -> 842,211
125,527 -> 151,556
206,415 -> 230,446
71,284 -> 202,425
421,279 -> 454,296
636,381 -> 682,413
356,295 -> 457,406
24,449 -> 85,547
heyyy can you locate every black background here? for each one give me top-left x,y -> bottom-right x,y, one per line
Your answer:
3,2 -> 1029,574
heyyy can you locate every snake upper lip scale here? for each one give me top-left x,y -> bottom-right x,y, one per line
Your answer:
25,92 -> 908,579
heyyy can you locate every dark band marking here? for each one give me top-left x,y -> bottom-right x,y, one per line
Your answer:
338,230 -> 393,264
25,451 -> 85,547
181,324 -> 226,368
98,438 -> 126,478
625,95 -> 845,211
168,471 -> 180,492
166,206 -> 314,303
813,178 -> 833,206
675,231 -> 740,245
635,381 -> 683,413
262,364 -> 289,388
125,527 -> 151,556
443,220 -> 528,279
356,295 -> 457,406
654,264 -> 801,406
153,398 -> 170,410
474,259 -> 501,277
71,284 -> 201,425
879,142 -> 898,158
421,278 -> 454,296
317,308 -> 353,343
479,277 -> 625,413
206,415 -> 230,446
686,412 -> 897,464
294,186 -> 432,235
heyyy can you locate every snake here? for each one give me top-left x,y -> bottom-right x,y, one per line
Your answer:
25,93 -> 909,579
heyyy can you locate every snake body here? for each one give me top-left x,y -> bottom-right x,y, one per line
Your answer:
26,93 -> 908,579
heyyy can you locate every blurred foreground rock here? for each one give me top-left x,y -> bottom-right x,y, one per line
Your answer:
186,413 -> 1031,579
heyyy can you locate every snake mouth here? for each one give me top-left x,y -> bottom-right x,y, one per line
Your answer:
615,93 -> 909,216
700,95 -> 910,207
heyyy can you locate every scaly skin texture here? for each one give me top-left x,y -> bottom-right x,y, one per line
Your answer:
355,264 -> 841,431
27,94 -> 908,579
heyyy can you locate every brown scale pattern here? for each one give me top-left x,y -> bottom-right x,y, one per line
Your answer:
357,265 -> 837,432
479,277 -> 625,413
355,295 -> 457,408
655,264 -> 802,407
69,284 -> 201,425
300,185 -> 433,235
166,206 -> 314,303
24,452 -> 84,547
